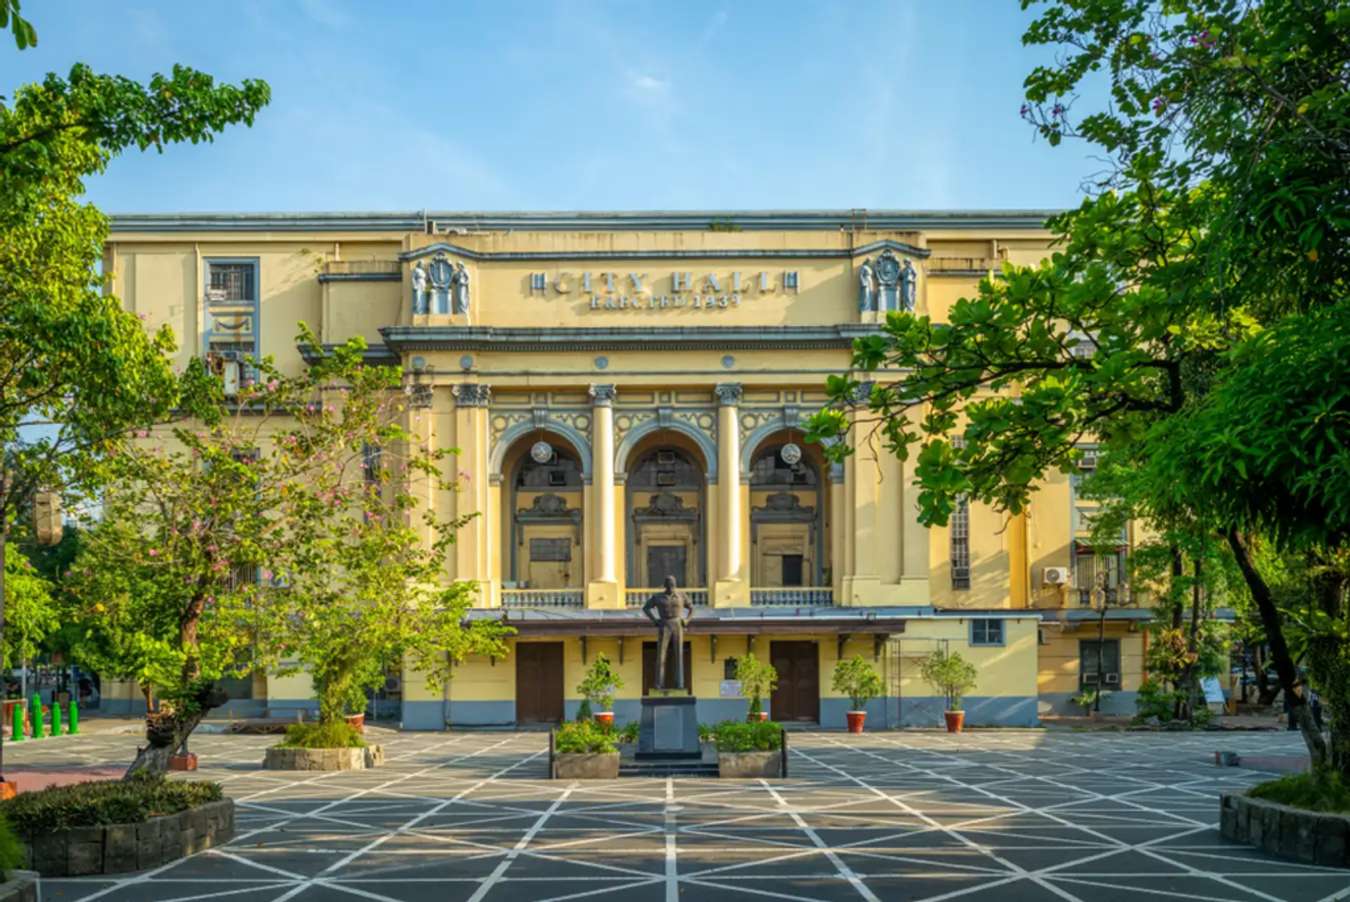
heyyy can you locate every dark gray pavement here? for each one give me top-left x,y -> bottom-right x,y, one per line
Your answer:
7,727 -> 1348,901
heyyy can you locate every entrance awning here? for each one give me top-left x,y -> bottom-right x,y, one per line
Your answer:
466,606 -> 922,637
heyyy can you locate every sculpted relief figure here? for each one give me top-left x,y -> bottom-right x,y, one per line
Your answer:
857,258 -> 877,312
900,259 -> 917,311
411,261 -> 429,314
452,262 -> 471,316
642,576 -> 694,691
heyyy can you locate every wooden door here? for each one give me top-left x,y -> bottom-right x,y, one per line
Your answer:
770,641 -> 820,722
642,641 -> 693,695
646,545 -> 688,587
515,642 -> 564,724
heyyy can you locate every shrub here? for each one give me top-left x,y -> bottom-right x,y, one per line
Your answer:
919,650 -> 978,711
575,698 -> 593,722
711,720 -> 783,752
0,773 -> 222,838
698,722 -> 713,744
733,654 -> 778,718
1072,688 -> 1100,716
1133,678 -> 1177,722
831,655 -> 884,710
1249,772 -> 1350,814
0,815 -> 23,873
276,721 -> 365,749
555,719 -> 617,754
617,721 -> 639,744
576,654 -> 624,711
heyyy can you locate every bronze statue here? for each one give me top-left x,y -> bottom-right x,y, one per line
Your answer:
642,575 -> 694,690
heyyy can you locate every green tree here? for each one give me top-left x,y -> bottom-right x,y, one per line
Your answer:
0,51 -> 269,777
1,551 -> 56,677
267,337 -> 510,726
809,0 -> 1348,773
1,0 -> 36,50
65,341 -> 366,776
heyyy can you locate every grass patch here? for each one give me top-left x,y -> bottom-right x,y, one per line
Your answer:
275,721 -> 366,749
0,773 -> 222,838
1248,772 -> 1350,814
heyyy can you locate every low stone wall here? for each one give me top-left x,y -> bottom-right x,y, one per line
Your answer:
263,745 -> 383,771
22,799 -> 234,877
718,751 -> 781,778
1220,792 -> 1350,867
554,753 -> 620,779
0,870 -> 38,902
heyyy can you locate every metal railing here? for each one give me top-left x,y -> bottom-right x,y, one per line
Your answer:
625,588 -> 710,608
501,588 -> 585,609
750,587 -> 835,606
1076,586 -> 1123,607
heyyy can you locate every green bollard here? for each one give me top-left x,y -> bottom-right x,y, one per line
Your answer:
68,700 -> 78,735
10,702 -> 23,742
50,701 -> 61,737
30,695 -> 44,740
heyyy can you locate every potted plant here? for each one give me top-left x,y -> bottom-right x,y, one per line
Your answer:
711,720 -> 784,778
576,654 -> 623,728
831,654 -> 884,733
553,719 -> 620,779
734,653 -> 778,722
919,649 -> 978,733
1072,688 -> 1099,718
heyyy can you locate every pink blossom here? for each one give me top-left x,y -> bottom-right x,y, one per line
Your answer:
148,548 -> 159,557
267,379 -> 279,392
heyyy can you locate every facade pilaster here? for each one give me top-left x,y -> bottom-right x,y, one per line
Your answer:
586,384 -> 621,608
451,382 -> 495,606
714,383 -> 749,606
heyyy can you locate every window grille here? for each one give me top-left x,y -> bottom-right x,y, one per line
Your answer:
950,494 -> 970,589
971,619 -> 1003,645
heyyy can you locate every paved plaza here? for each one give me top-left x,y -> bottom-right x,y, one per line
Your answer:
6,726 -> 1348,901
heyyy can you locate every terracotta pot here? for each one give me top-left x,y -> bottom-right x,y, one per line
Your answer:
345,713 -> 365,733
944,710 -> 965,733
169,752 -> 199,771
746,710 -> 768,723
846,711 -> 866,734
594,711 -> 614,728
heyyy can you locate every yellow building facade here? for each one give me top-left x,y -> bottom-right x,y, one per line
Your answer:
102,210 -> 1148,727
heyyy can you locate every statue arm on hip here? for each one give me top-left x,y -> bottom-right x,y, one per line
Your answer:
642,595 -> 661,627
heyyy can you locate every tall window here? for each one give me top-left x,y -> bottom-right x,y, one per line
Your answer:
950,494 -> 970,589
204,258 -> 260,377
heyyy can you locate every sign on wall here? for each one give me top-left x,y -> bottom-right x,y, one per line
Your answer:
529,270 -> 800,312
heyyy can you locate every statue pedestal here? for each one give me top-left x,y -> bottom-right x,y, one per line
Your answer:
637,695 -> 699,760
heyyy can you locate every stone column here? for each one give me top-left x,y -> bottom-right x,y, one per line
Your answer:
714,383 -> 749,606
587,385 -> 621,608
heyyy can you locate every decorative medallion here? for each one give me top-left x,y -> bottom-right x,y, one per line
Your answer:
780,442 -> 803,465
530,440 -> 554,464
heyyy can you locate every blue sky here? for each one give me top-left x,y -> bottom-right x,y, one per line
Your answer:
0,1 -> 1102,213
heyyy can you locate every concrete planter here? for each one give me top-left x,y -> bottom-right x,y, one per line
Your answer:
1220,791 -> 1350,867
263,745 -> 382,771
554,752 -> 620,779
718,751 -> 782,778
21,799 -> 234,877
0,870 -> 38,901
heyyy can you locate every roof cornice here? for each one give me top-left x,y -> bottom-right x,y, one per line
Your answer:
107,209 -> 1058,234
377,325 -> 882,354
400,237 -> 931,263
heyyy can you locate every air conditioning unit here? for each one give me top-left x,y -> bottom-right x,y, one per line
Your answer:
1104,673 -> 1121,686
1043,566 -> 1070,586
1037,628 -> 1049,646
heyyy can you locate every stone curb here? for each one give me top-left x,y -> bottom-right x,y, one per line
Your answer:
1220,791 -> 1349,867
262,745 -> 383,771
21,799 -> 235,877
0,870 -> 38,902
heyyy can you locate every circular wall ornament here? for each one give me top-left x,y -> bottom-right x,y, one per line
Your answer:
411,355 -> 427,371
530,441 -> 554,464
780,442 -> 803,465
722,355 -> 735,369
595,355 -> 609,370
459,354 -> 474,371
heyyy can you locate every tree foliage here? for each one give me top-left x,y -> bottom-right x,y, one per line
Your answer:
809,0 -> 1349,773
